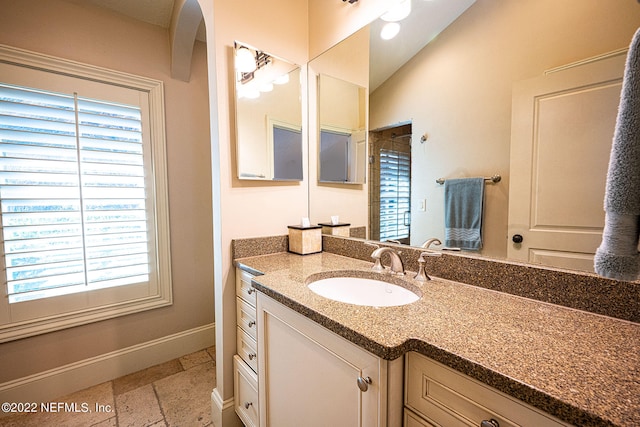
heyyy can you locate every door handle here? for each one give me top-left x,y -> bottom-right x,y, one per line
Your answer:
512,234 -> 523,243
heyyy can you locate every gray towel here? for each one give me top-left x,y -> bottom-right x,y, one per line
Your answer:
594,28 -> 640,280
444,177 -> 484,250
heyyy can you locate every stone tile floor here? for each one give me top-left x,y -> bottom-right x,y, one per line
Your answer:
0,347 -> 216,427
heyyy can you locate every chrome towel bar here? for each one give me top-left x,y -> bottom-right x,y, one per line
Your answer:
436,174 -> 501,185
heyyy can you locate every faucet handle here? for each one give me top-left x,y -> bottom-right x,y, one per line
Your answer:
365,241 -> 380,249
414,251 -> 440,281
414,253 -> 431,281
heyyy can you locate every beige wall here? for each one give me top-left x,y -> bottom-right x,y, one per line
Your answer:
0,0 -> 213,383
207,0 -> 388,410
308,0 -> 393,59
208,0 -> 309,405
370,0 -> 640,258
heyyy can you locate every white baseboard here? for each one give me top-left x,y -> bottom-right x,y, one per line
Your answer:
211,387 -> 243,427
0,323 -> 215,406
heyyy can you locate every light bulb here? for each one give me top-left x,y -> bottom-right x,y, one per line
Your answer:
380,0 -> 411,22
243,88 -> 260,99
274,73 -> 290,85
260,82 -> 274,92
235,47 -> 256,73
380,22 -> 401,40
238,85 -> 260,99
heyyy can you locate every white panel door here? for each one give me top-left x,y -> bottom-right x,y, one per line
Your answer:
508,53 -> 625,271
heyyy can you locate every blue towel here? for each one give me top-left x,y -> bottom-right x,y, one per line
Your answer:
444,177 -> 484,250
594,28 -> 640,280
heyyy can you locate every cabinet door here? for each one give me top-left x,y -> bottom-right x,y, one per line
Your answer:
257,293 -> 386,427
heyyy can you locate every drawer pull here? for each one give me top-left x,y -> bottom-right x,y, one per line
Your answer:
357,376 -> 372,392
481,419 -> 499,427
244,401 -> 253,409
248,320 -> 256,328
248,353 -> 257,360
247,287 -> 255,295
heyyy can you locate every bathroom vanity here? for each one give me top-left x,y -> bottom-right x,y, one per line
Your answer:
232,250 -> 639,427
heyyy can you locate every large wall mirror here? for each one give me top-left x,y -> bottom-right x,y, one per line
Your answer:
235,41 -> 303,181
307,0 -> 640,276
318,74 -> 367,184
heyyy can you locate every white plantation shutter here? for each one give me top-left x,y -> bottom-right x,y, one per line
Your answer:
0,85 -> 151,303
0,45 -> 171,342
379,148 -> 410,241
0,84 -> 149,303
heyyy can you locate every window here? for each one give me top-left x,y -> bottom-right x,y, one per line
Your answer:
0,45 -> 172,342
269,118 -> 303,181
320,128 -> 350,182
379,148 -> 410,242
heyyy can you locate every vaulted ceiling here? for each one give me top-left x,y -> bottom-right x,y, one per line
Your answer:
79,0 -> 474,89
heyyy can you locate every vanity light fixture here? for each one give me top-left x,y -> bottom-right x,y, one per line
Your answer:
235,46 -> 256,73
235,42 -> 273,85
380,22 -> 401,40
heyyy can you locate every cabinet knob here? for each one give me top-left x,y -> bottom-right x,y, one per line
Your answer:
248,353 -> 256,360
244,402 -> 253,409
248,320 -> 256,328
480,419 -> 499,427
357,376 -> 372,392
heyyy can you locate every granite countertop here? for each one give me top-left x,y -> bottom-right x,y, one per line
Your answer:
234,251 -> 640,427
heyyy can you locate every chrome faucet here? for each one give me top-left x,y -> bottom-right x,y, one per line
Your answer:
370,247 -> 405,275
421,238 -> 442,249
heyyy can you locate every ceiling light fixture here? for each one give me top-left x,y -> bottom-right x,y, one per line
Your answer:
380,22 -> 401,40
380,0 -> 411,22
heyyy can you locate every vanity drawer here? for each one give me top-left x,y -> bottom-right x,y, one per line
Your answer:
237,297 -> 257,340
236,269 -> 257,307
236,326 -> 258,373
404,408 -> 435,427
234,355 -> 259,427
405,352 -> 569,427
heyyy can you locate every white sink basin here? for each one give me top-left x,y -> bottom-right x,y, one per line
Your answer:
308,276 -> 420,307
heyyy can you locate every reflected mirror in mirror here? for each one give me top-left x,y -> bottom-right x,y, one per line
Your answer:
234,41 -> 302,181
318,74 -> 367,184
307,0 -> 640,276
